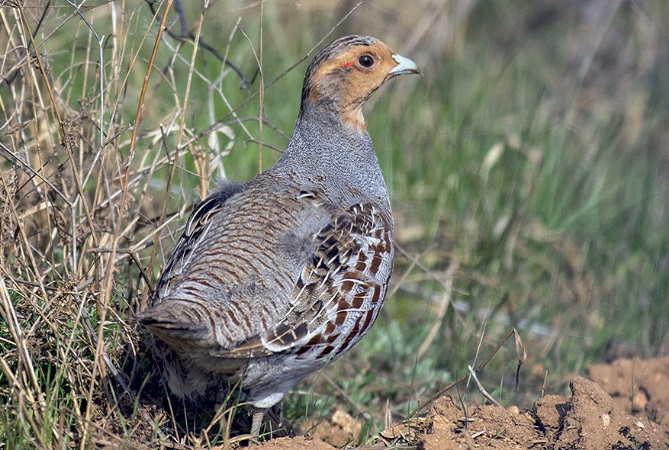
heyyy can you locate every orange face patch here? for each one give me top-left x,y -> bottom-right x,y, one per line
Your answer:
306,41 -> 405,131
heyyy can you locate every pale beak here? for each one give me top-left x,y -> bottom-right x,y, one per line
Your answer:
389,54 -> 421,76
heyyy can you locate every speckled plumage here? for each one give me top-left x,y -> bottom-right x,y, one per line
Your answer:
137,35 -> 420,435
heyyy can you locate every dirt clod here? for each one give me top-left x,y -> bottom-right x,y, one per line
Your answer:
300,409 -> 362,448
588,355 -> 669,426
255,436 -> 336,450
536,394 -> 571,432
553,376 -> 660,449
256,357 -> 669,449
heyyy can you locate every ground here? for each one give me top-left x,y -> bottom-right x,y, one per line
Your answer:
257,356 -> 669,449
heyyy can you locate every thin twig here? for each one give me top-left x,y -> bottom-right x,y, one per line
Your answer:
408,327 -> 525,418
1,0 -> 51,86
145,0 -> 251,87
0,143 -> 71,206
467,365 -> 501,407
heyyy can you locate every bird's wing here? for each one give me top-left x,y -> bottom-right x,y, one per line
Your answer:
140,181 -> 393,360
211,201 -> 394,360
152,180 -> 245,302
138,181 -> 332,355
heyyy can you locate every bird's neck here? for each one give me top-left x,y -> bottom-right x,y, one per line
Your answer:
300,88 -> 368,132
272,104 -> 390,207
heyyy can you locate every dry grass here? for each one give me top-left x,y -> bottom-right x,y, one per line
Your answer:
0,1 -> 259,447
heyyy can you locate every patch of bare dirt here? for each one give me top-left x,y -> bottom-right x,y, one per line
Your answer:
588,355 -> 669,426
256,356 -> 669,449
300,409 -> 362,447
255,436 -> 337,450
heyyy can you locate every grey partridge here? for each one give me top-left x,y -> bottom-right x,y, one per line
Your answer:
137,35 -> 420,436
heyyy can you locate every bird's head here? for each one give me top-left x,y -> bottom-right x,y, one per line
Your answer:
299,35 -> 421,132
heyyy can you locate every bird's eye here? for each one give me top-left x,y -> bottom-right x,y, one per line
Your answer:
358,54 -> 375,68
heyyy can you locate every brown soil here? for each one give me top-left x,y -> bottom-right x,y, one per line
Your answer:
588,355 -> 669,427
258,356 -> 669,449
